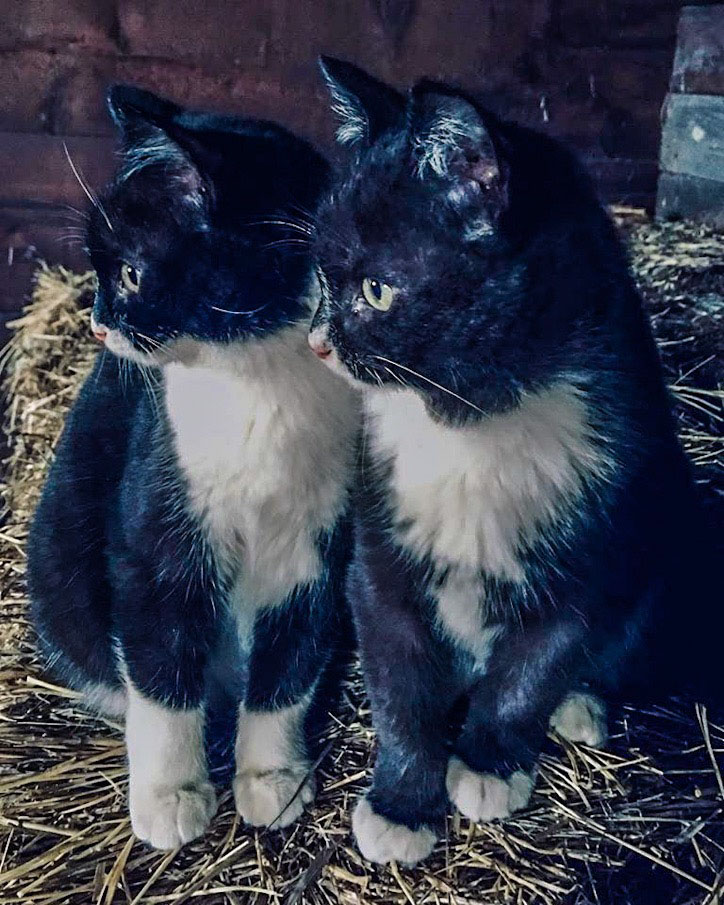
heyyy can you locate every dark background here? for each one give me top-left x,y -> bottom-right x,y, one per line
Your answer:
0,0 -> 717,338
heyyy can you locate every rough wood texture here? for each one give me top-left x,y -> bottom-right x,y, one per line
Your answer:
671,4 -> 724,95
0,132 -> 114,207
657,6 -> 724,226
656,171 -> 724,226
660,93 -> 724,182
0,0 -> 694,316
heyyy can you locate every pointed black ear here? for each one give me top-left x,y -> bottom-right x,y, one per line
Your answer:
319,56 -> 404,146
107,85 -> 209,215
107,85 -> 182,130
410,83 -> 507,214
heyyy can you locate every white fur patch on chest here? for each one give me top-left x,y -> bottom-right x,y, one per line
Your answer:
434,568 -> 501,666
165,325 -> 359,614
366,383 -> 606,584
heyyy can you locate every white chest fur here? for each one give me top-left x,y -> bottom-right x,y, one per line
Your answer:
367,384 -> 604,582
164,326 -> 359,615
366,384 -> 606,656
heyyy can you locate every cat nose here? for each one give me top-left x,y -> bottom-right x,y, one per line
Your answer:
90,313 -> 108,343
308,326 -> 333,359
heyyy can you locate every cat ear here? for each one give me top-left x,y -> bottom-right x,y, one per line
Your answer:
107,85 -> 209,215
410,83 -> 508,214
107,85 -> 181,128
319,56 -> 404,147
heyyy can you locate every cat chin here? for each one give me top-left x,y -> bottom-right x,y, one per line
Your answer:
102,330 -> 160,367
316,349 -> 396,398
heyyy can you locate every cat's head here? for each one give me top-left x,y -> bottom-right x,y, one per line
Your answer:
310,59 -> 602,418
87,85 -> 329,364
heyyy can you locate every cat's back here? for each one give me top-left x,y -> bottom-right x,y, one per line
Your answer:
32,351 -> 147,519
27,350 -> 153,689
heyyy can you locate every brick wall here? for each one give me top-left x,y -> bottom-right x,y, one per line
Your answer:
0,0 -> 704,330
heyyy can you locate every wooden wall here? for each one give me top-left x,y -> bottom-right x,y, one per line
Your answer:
0,0 -> 715,334
657,4 -> 724,225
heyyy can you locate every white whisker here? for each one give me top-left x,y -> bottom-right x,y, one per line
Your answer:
382,365 -> 407,388
63,142 -> 114,233
249,218 -> 316,237
209,302 -> 270,316
372,355 -> 484,414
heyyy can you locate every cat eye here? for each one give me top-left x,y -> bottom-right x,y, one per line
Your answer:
120,262 -> 141,294
362,278 -> 394,311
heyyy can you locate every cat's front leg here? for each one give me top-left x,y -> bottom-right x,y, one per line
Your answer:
349,563 -> 454,866
354,737 -> 446,867
234,696 -> 315,829
233,587 -> 337,829
125,683 -> 216,850
111,516 -> 220,850
448,617 -> 588,824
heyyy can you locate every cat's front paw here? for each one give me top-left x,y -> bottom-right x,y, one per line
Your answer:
352,797 -> 437,866
130,780 -> 217,850
446,757 -> 534,823
549,691 -> 607,747
233,766 -> 315,829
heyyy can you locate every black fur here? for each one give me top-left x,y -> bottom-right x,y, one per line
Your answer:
313,60 -> 720,843
28,87 -> 351,827
90,85 -> 329,349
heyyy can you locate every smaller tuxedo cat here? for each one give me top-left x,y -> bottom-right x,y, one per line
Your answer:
309,59 -> 718,866
28,86 -> 360,849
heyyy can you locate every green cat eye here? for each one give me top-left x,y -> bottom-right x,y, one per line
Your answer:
120,262 -> 141,294
362,277 -> 394,311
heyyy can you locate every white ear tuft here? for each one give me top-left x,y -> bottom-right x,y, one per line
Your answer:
415,111 -> 473,178
119,126 -> 187,181
319,56 -> 403,148
326,84 -> 368,146
118,123 -> 206,212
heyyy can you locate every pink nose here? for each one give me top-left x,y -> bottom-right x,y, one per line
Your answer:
308,328 -> 333,359
92,328 -> 108,343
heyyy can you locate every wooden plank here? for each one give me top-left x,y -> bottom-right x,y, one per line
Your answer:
0,132 -> 114,207
656,171 -> 724,228
585,157 -> 658,208
0,204 -> 90,316
0,308 -> 20,349
0,204 -> 89,271
671,5 -> 724,96
659,93 -> 724,182
0,203 -> 92,338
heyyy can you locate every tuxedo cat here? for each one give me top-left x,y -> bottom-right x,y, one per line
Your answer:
309,59 -> 717,866
28,86 -> 360,849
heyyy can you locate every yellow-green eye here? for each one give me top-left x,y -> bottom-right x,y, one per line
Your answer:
120,262 -> 141,294
362,277 -> 394,311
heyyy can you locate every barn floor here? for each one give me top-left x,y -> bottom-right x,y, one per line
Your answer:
0,210 -> 722,905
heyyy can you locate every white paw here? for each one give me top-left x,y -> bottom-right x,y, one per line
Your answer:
352,797 -> 437,866
130,781 -> 217,850
233,766 -> 315,829
550,692 -> 607,747
446,756 -> 534,823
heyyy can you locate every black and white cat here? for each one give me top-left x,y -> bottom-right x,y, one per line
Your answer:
309,59 -> 718,866
28,86 -> 360,849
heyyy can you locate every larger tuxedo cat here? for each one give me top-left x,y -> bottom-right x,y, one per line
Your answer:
28,86 -> 359,849
309,59 -> 718,865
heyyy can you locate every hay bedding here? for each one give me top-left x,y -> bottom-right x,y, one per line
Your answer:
0,210 -> 722,905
